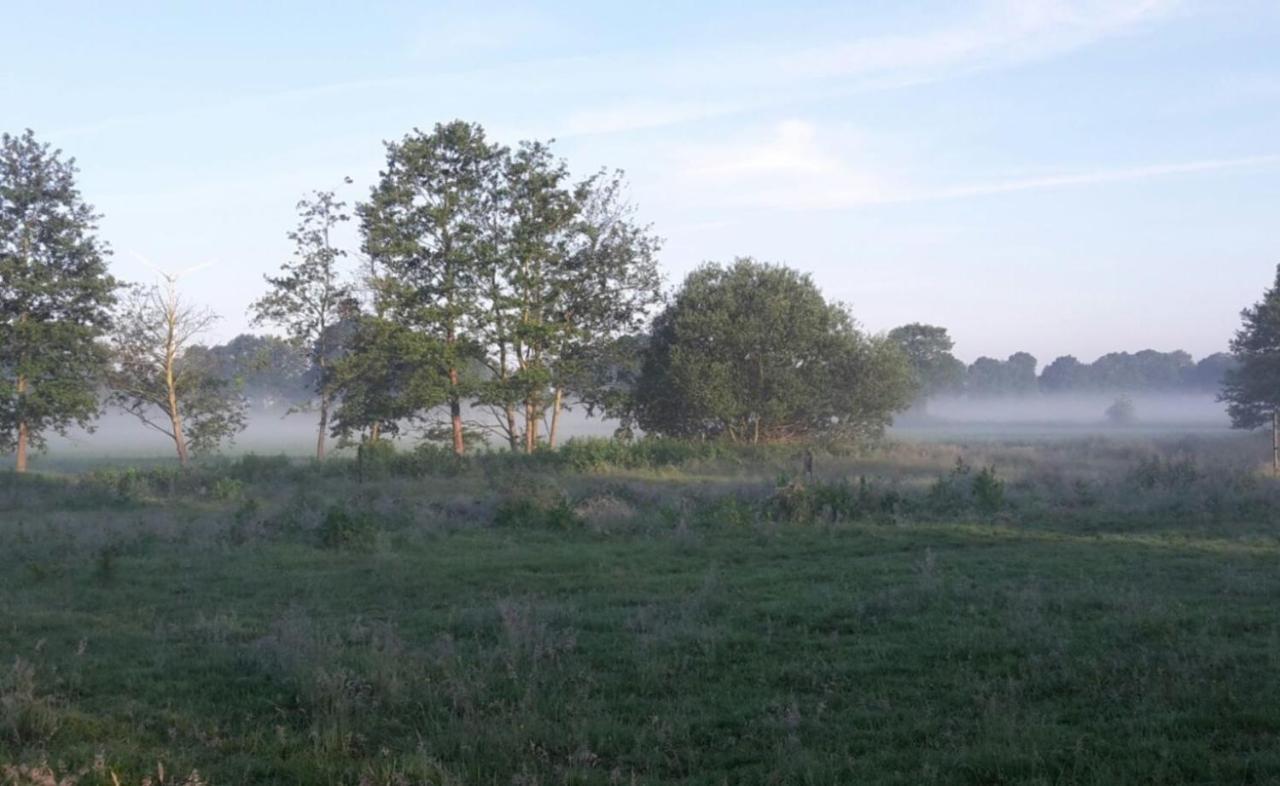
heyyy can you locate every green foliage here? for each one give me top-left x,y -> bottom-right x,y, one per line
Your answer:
189,333 -> 313,410
635,258 -> 914,443
0,129 -> 119,468
493,489 -> 582,530
1222,264 -> 1280,429
887,323 -> 966,401
318,504 -> 379,550
971,465 -> 1005,513
1129,454 -> 1201,490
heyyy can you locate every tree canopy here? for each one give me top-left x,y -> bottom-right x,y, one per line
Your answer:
1220,264 -> 1280,430
0,129 -> 118,472
633,259 -> 912,443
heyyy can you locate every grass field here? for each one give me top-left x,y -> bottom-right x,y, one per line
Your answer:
3,435 -> 1280,784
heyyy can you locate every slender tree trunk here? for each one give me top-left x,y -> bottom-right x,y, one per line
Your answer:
548,387 -> 564,449
170,410 -> 189,466
525,399 -> 537,454
370,422 -> 381,442
505,404 -> 519,451
447,360 -> 464,455
14,310 -> 30,473
316,396 -> 329,461
165,348 -> 188,467
1272,410 -> 1278,477
450,392 -> 464,456
15,419 -> 28,474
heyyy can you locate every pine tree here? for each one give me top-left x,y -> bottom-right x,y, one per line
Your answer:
1220,264 -> 1280,472
0,130 -> 118,472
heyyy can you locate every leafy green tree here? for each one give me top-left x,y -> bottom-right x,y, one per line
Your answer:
501,140 -> 581,452
887,323 -> 965,409
108,277 -> 246,465
359,122 -> 502,455
1188,352 -> 1236,391
327,314 -> 448,443
186,333 -> 312,409
0,130 -> 118,472
1039,355 -> 1087,393
965,352 -> 1037,396
546,168 -> 662,447
251,185 -> 354,460
634,259 -> 912,443
1220,264 -> 1280,471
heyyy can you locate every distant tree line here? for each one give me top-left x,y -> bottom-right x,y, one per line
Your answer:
886,322 -> 1235,404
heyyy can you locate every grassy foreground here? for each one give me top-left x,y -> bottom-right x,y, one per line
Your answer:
2,438 -> 1280,784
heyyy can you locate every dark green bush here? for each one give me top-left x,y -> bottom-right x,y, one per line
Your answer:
493,492 -> 582,530
971,466 -> 1004,514
318,505 -> 379,550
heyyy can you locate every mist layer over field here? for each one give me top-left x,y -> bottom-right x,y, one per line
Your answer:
37,403 -> 621,462
893,392 -> 1230,440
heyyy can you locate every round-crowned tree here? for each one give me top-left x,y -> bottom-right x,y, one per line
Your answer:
633,258 -> 913,443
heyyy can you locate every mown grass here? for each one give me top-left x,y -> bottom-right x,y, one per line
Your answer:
2,436 -> 1280,784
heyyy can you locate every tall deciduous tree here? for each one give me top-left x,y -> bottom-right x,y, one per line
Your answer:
634,259 -> 912,443
359,122 -> 501,455
109,276 -> 246,465
0,129 -> 118,472
252,185 -> 354,460
547,169 -> 662,447
1220,264 -> 1280,472
887,323 -> 965,410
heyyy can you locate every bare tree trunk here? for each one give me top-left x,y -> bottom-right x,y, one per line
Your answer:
1272,410 -> 1278,477
525,399 -> 537,454
548,387 -> 564,449
370,422 -> 381,442
170,409 -> 189,467
316,396 -> 329,461
505,404 -> 519,451
15,421 -> 28,474
450,392 -> 464,456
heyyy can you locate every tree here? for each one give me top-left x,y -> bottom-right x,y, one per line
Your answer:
0,130 -> 117,472
634,259 -> 912,443
887,323 -> 965,409
1105,395 -> 1136,425
108,276 -> 246,465
1039,355 -> 1088,393
500,140 -> 581,453
359,122 -> 501,455
187,333 -> 312,410
1220,264 -> 1280,472
1187,352 -> 1236,391
327,314 -> 448,444
251,185 -> 354,460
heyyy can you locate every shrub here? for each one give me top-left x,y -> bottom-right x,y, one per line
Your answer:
318,505 -> 379,550
1105,395 -> 1137,426
0,658 -> 60,745
493,492 -> 582,530
227,452 -> 294,482
971,466 -> 1005,514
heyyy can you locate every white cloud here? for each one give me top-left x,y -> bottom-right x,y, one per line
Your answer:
670,121 -> 891,210
669,119 -> 1280,212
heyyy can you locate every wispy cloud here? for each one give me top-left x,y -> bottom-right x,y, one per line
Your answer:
671,119 -> 1280,211
54,0 -> 1184,142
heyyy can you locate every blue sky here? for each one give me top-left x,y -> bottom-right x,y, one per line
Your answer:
6,0 -> 1279,363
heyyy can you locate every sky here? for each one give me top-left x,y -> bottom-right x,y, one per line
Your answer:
5,0 -> 1279,365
